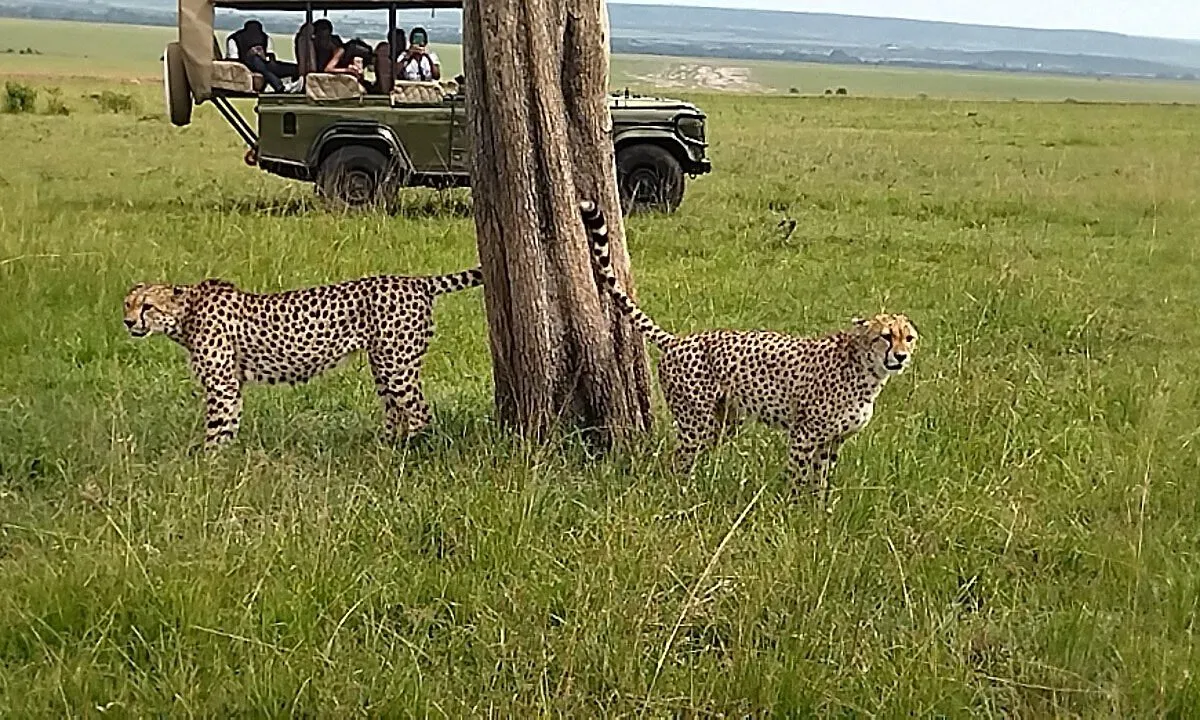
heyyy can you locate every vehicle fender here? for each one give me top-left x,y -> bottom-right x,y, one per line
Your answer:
309,122 -> 412,173
612,129 -> 691,164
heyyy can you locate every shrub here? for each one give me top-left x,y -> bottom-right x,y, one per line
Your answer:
93,91 -> 137,114
43,87 -> 69,116
3,82 -> 37,113
788,87 -> 800,94
824,88 -> 832,95
835,87 -> 848,95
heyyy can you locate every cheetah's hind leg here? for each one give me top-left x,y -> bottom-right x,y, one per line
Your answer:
664,383 -> 722,478
368,348 -> 432,444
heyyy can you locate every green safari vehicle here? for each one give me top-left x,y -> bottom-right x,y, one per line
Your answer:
165,0 -> 713,213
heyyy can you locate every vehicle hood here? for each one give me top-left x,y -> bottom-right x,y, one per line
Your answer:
607,95 -> 704,115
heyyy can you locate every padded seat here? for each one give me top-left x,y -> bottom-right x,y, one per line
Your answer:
305,72 -> 364,101
390,80 -> 444,104
212,59 -> 265,95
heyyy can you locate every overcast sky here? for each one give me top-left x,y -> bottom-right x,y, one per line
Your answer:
609,0 -> 1200,42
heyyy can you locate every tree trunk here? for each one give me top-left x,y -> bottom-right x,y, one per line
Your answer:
463,0 -> 652,446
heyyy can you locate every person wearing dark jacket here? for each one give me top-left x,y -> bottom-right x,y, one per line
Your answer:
227,20 -> 297,93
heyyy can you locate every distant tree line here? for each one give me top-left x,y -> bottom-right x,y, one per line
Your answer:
1,1 -> 1196,82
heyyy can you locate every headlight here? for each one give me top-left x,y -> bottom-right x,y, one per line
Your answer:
676,115 -> 705,144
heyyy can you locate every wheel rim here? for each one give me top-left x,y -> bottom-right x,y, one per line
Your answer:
339,169 -> 376,205
626,167 -> 664,206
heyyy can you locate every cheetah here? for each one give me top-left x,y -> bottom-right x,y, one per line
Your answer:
122,268 -> 483,449
578,200 -> 918,495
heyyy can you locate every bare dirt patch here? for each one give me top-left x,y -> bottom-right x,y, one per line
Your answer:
633,63 -> 765,92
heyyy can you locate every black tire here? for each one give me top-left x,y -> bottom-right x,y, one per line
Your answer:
163,42 -> 192,127
616,143 -> 685,215
317,145 -> 394,210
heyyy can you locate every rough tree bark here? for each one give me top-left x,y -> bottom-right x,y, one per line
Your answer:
464,0 -> 652,445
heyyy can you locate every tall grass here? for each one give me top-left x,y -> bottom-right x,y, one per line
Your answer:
2,83 -> 1200,715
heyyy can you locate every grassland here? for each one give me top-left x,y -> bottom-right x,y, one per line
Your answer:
4,22 -> 1200,716
7,16 -> 1200,102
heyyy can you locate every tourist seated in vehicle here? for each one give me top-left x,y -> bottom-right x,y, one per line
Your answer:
226,19 -> 298,93
312,19 -> 344,72
372,28 -> 406,92
398,26 -> 441,81
293,21 -> 317,77
313,19 -> 373,85
385,27 -> 407,56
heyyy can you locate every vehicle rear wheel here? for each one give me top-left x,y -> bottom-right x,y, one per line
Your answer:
616,143 -> 685,215
317,146 -> 394,210
163,42 -> 192,127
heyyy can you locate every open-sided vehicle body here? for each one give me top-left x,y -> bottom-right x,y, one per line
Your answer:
166,0 -> 712,213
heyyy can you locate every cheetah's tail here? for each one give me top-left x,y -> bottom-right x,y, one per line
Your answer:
578,199 -> 676,350
428,267 -> 484,296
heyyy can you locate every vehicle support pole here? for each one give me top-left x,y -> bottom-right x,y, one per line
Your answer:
305,2 -> 313,75
388,4 -> 397,68
211,96 -> 258,150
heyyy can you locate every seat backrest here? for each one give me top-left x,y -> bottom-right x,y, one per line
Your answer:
390,80 -> 443,105
305,72 -> 364,101
294,23 -> 317,75
373,42 -> 394,94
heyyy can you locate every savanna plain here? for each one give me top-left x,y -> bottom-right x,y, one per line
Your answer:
3,18 -> 1200,716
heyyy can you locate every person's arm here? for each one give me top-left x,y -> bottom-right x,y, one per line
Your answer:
388,49 -> 406,78
325,50 -> 363,76
429,52 -> 441,80
323,47 -> 344,72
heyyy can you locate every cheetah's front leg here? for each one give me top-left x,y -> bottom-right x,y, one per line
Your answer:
202,380 -> 243,448
787,432 -> 816,488
810,438 -> 844,499
787,429 -> 838,503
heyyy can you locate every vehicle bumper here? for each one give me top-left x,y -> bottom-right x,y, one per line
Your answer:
690,158 -> 713,176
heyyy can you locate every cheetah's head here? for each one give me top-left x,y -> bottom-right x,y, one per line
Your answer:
852,313 -> 918,375
123,283 -> 188,339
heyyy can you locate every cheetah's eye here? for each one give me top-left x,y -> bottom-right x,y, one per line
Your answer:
905,335 -> 914,343
142,303 -> 153,312
881,331 -> 892,340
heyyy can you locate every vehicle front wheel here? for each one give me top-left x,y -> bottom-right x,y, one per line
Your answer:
616,143 -> 685,215
317,146 -> 396,210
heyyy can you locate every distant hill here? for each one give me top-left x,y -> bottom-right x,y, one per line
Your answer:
3,0 -> 1200,80
610,5 -> 1200,68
